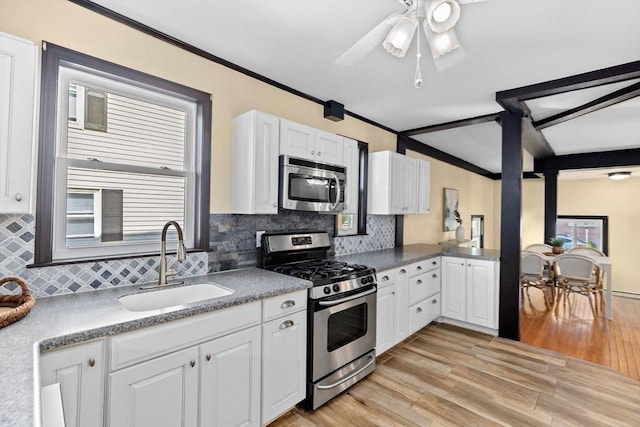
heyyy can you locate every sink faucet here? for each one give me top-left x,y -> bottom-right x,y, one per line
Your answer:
158,220 -> 187,286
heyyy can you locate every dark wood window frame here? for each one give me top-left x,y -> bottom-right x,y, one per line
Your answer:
33,42 -> 211,265
557,215 -> 609,255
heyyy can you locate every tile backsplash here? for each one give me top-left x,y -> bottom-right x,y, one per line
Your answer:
1,212 -> 395,298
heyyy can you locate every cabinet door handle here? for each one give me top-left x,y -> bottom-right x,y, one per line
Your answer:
392,291 -> 395,295
206,354 -> 212,362
432,274 -> 438,278
432,298 -> 438,304
14,193 -> 23,202
416,279 -> 423,285
279,320 -> 295,330
317,151 -> 321,156
416,266 -> 422,271
432,261 -> 437,265
311,150 -> 315,155
400,269 -> 406,274
280,300 -> 296,309
190,360 -> 196,368
88,358 -> 95,368
382,275 -> 389,281
416,307 -> 423,313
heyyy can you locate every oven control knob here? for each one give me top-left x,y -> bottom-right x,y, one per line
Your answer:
332,284 -> 340,292
323,286 -> 331,295
360,277 -> 367,284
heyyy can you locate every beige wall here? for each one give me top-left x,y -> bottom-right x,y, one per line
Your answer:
0,0 -> 396,213
523,177 -> 640,295
403,151 -> 499,249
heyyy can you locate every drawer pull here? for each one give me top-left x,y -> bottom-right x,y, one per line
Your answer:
416,266 -> 423,271
88,358 -> 95,368
432,261 -> 437,265
280,300 -> 296,309
416,307 -> 423,313
432,274 -> 438,278
206,354 -> 212,362
190,360 -> 196,368
400,269 -> 406,274
382,275 -> 389,281
279,320 -> 295,330
416,279 -> 423,285
432,299 -> 438,304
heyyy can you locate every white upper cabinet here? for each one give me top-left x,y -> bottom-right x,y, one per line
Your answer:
280,118 -> 343,165
417,158 -> 431,214
342,137 -> 359,214
232,110 -> 280,214
0,33 -> 38,214
368,151 -> 424,215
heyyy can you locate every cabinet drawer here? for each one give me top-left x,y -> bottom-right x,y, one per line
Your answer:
376,269 -> 395,289
408,257 -> 440,277
409,293 -> 441,334
408,270 -> 440,306
110,301 -> 261,370
262,290 -> 307,322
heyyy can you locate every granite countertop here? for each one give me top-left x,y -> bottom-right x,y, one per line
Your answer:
0,267 -> 312,427
0,244 -> 501,426
335,244 -> 500,270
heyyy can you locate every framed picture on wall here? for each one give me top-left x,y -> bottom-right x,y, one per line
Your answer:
443,188 -> 459,231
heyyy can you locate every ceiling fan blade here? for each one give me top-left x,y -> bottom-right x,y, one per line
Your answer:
335,11 -> 407,66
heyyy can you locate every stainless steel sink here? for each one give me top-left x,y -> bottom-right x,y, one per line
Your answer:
118,283 -> 234,312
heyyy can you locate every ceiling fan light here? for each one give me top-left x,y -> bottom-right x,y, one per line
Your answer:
383,16 -> 418,57
608,171 -> 631,180
424,23 -> 460,58
425,0 -> 460,33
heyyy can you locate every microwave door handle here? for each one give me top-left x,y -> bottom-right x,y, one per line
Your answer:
329,174 -> 341,210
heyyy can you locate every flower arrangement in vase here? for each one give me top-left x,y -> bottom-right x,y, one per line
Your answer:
454,210 -> 465,242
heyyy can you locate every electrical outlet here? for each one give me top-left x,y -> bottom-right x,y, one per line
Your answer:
256,231 -> 266,248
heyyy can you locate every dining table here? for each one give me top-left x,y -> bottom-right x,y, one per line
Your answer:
541,253 -> 612,320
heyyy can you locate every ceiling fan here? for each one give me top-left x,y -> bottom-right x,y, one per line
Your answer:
336,0 -> 485,88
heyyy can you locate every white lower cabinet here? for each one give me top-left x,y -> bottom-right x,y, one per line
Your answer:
109,346 -> 200,427
376,258 -> 441,355
375,269 -> 396,356
441,256 -> 499,333
200,326 -> 262,427
261,310 -> 306,426
40,340 -> 105,427
40,291 -> 308,427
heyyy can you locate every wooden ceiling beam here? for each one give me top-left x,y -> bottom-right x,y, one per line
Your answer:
534,81 -> 640,130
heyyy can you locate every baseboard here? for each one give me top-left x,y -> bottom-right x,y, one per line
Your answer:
612,291 -> 640,300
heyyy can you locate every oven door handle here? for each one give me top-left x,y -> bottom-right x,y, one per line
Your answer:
316,354 -> 375,390
317,287 -> 376,306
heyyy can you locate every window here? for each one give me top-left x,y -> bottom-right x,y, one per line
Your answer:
35,43 -> 211,264
555,215 -> 608,254
83,88 -> 107,132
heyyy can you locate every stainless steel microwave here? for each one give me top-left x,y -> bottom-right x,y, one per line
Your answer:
280,156 -> 346,213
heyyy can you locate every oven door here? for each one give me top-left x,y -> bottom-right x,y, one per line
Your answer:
281,158 -> 345,212
311,286 -> 376,381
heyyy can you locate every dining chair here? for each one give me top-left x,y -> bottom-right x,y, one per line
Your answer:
567,247 -> 605,257
524,244 -> 553,254
566,247 -> 605,309
553,254 -> 601,317
520,252 -> 555,306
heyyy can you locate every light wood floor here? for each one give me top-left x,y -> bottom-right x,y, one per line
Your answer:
270,323 -> 640,426
520,288 -> 640,380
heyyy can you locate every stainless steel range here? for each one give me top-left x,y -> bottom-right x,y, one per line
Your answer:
261,230 -> 377,410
